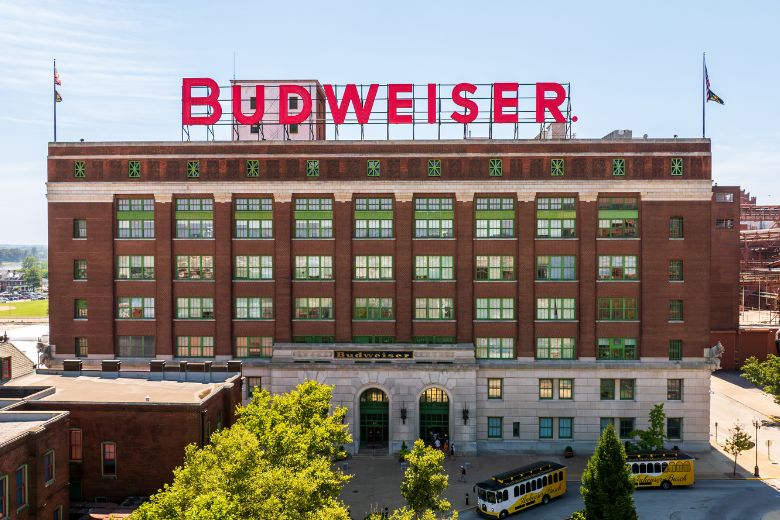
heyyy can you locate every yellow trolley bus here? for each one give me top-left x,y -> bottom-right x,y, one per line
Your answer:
475,461 -> 567,518
626,451 -> 695,489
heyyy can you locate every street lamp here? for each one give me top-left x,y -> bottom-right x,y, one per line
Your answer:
753,418 -> 761,478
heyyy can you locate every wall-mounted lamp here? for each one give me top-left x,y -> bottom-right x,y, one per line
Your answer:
400,401 -> 407,424
462,408 -> 470,425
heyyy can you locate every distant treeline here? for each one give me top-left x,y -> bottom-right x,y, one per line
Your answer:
0,246 -> 47,263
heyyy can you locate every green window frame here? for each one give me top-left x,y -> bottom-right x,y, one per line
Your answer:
413,336 -> 455,345
598,218 -> 638,238
597,338 -> 637,360
536,197 -> 576,238
294,297 -> 333,320
669,216 -> 684,238
74,259 -> 87,280
186,160 -> 200,178
294,256 -> 333,280
233,255 -> 273,280
539,379 -> 553,399
667,379 -> 683,400
246,160 -> 260,177
475,197 -> 515,238
128,160 -> 141,178
475,256 -> 514,281
175,198 -> 213,239
353,297 -> 394,320
488,158 -> 502,177
427,159 -> 441,177
73,218 -> 87,238
116,255 -> 155,280
475,337 -> 514,359
367,159 -> 380,177
671,157 -> 683,176
667,418 -> 683,440
235,198 -> 273,238
176,297 -> 215,320
487,417 -> 503,438
415,256 -> 454,280
612,158 -> 625,176
669,300 -> 683,321
619,418 -> 635,439
535,337 -> 576,360
597,197 -> 639,238
539,417 -> 553,439
558,379 -> 573,400
558,417 -> 573,439
116,198 -> 155,239
116,297 -> 155,319
354,256 -> 393,280
43,450 -> 55,485
536,256 -> 575,280
352,335 -> 395,344
235,336 -> 273,358
597,298 -> 638,321
600,380 -> 615,400
550,158 -> 564,177
75,337 -> 88,357
176,336 -> 214,357
599,418 -> 614,433
15,463 -> 27,510
294,198 -> 333,238
74,299 -> 88,319
117,336 -> 155,357
669,339 -> 683,360
414,298 -> 454,320
414,197 -> 454,238
354,197 -> 393,238
176,255 -> 214,280
619,379 -> 635,400
306,159 -> 320,177
475,298 -> 514,320
74,161 -> 85,178
535,298 -> 576,320
597,255 -> 638,280
234,297 -> 274,320
487,378 -> 503,399
669,260 -> 684,281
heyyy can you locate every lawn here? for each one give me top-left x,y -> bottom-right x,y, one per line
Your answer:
0,300 -> 49,318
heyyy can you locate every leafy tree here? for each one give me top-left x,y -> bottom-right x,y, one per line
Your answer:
579,424 -> 637,520
742,355 -> 780,404
20,255 -> 42,289
400,440 -> 451,517
132,381 -> 352,520
629,403 -> 666,452
724,423 -> 755,476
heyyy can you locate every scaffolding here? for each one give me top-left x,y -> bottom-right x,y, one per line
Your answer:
740,189 -> 780,325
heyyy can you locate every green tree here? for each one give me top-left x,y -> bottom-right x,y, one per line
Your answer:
629,403 -> 666,452
724,423 -> 755,476
579,424 -> 637,520
20,255 -> 42,289
400,439 -> 451,517
132,381 -> 352,520
742,355 -> 780,404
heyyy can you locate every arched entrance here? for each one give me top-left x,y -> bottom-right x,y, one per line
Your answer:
419,387 -> 449,444
359,388 -> 389,447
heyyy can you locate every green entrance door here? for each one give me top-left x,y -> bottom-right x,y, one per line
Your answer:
360,388 -> 389,446
419,387 -> 449,443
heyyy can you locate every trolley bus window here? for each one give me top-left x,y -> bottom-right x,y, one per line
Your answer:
661,462 -> 668,472
503,490 -> 509,501
514,486 -> 519,497
640,463 -> 646,473
632,463 -> 639,474
559,471 -> 564,481
654,462 -> 661,473
543,475 -> 548,487
487,491 -> 496,503
477,488 -> 486,501
520,483 -> 525,494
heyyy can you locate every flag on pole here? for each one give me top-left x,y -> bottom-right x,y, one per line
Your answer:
55,90 -> 62,102
705,66 -> 725,105
54,68 -> 61,86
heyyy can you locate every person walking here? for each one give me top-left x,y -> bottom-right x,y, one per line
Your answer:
449,442 -> 455,458
443,440 -> 449,455
434,438 -> 441,450
459,465 -> 466,482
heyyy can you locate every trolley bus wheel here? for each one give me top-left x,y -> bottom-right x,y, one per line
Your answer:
499,511 -> 508,519
542,494 -> 550,505
661,480 -> 672,490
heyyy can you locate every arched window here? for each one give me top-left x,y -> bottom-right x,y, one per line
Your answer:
661,462 -> 668,473
514,485 -> 519,497
654,462 -> 661,473
632,463 -> 639,474
360,388 -> 388,402
531,479 -> 537,491
420,387 -> 449,403
520,483 -> 525,495
640,463 -> 646,473
502,490 -> 508,501
542,475 -> 547,487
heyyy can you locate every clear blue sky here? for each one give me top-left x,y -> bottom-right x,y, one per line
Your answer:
1,0 -> 777,244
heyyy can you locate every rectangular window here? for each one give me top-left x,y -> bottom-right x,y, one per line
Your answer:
671,157 -> 684,176
559,379 -> 573,400
74,299 -> 88,319
619,418 -> 635,439
669,216 -> 684,238
234,256 -> 273,280
597,255 -> 638,280
619,379 -> 635,400
295,198 -> 333,238
69,429 -> 82,462
117,336 -> 155,357
101,442 -> 116,477
175,198 -> 214,239
669,300 -> 684,321
487,417 -> 503,439
116,198 -> 155,239
597,197 -> 638,238
176,336 -> 214,357
246,376 -> 262,395
536,197 -> 576,238
512,422 -> 520,438
475,256 -> 514,281
414,298 -> 454,320
489,158 -> 503,177
599,418 -> 614,432
539,379 -> 553,399
0,357 -> 9,381
354,256 -> 393,280
234,297 -> 274,320
234,336 -> 273,358
475,298 -> 514,320
176,256 -> 214,280
475,338 -> 514,359
75,337 -> 88,357
74,259 -> 87,280
234,198 -> 273,239
715,219 -> 734,229
353,298 -> 394,320
539,417 -> 553,439
597,338 -> 637,360
15,465 -> 26,510
536,256 -> 576,280
667,379 -> 683,400
415,256 -> 454,280
558,418 -> 573,439
176,298 -> 215,320
667,418 -> 683,440
294,297 -> 333,320
73,218 -> 87,238
116,255 -> 155,280
294,256 -> 333,280
54,506 -> 62,520
612,158 -> 625,176
551,158 -> 565,176
44,450 -> 55,484
354,197 -> 393,238
668,339 -> 683,360
487,378 -> 503,399
600,379 -> 615,400
116,297 -> 155,319
475,197 -> 515,238
535,337 -> 576,360
535,298 -> 576,320
716,193 -> 734,203
414,198 -> 454,238
0,475 -> 6,518
669,260 -> 684,281
597,298 -> 638,320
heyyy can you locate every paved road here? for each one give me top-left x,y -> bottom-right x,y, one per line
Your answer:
458,480 -> 780,520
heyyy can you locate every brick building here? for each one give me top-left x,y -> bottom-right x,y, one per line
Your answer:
46,136 -> 739,454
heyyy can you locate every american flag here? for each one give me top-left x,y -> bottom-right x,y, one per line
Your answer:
705,66 -> 724,105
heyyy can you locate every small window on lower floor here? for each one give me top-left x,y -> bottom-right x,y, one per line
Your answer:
619,418 -> 635,439
101,442 -> 116,477
246,377 -> 262,397
512,422 -> 520,438
487,417 -> 503,438
667,418 -> 683,440
539,417 -> 553,439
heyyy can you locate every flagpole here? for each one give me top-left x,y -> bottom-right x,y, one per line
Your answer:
702,53 -> 706,138
53,58 -> 57,142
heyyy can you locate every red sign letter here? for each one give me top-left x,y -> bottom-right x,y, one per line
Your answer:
493,82 -> 519,123
323,83 -> 379,125
450,83 -> 478,124
427,83 -> 437,124
535,82 -> 567,123
279,84 -> 312,124
182,78 -> 221,125
388,83 -> 413,124
231,84 -> 264,125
